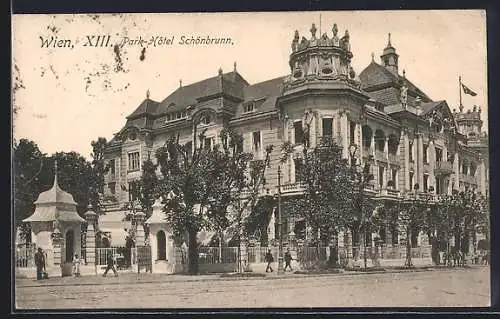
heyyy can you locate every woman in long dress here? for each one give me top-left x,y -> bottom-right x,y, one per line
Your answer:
72,253 -> 81,277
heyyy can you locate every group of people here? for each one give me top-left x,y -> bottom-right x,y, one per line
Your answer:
264,248 -> 294,273
433,248 -> 490,267
33,247 -> 119,279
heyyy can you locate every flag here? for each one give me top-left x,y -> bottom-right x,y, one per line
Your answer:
461,83 -> 477,96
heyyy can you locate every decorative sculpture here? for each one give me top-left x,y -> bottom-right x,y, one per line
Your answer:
400,83 -> 408,109
332,23 -> 339,46
291,30 -> 299,52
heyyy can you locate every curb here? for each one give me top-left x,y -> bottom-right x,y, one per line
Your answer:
16,265 -> 484,288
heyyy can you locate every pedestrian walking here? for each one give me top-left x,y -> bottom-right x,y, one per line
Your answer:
264,249 -> 274,273
103,253 -> 118,277
284,248 -> 293,272
72,254 -> 81,277
34,248 -> 46,280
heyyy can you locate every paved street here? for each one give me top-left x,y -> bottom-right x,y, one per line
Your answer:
15,266 -> 490,309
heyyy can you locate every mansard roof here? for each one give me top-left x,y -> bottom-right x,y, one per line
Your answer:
234,76 -> 287,118
359,61 -> 432,105
127,98 -> 160,120
155,71 -> 248,115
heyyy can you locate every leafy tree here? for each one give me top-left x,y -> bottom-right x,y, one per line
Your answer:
89,137 -> 109,212
155,133 -> 212,274
394,192 -> 433,267
139,157 -> 159,219
202,128 -> 273,272
13,139 -> 49,229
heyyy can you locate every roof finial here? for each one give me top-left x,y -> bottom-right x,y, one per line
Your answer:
371,52 -> 375,62
179,79 -> 182,87
234,61 -> 237,72
310,23 -> 317,38
146,89 -> 150,99
218,67 -> 223,76
388,32 -> 392,46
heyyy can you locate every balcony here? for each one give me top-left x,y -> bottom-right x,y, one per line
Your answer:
375,149 -> 386,162
280,182 -> 306,195
459,173 -> 478,185
434,161 -> 454,176
377,187 -> 401,200
388,153 -> 400,164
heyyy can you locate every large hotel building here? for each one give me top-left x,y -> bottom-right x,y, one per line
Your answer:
102,23 -> 489,248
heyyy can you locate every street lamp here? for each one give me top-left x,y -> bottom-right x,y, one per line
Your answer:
276,165 -> 284,274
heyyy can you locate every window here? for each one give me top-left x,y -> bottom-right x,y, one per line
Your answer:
203,115 -> 212,125
423,174 -> 429,192
350,121 -> 356,145
391,169 -> 397,189
108,182 -> 116,195
379,166 -> 385,188
322,118 -> 333,137
435,148 -> 443,163
294,158 -> 304,182
423,144 -> 428,163
109,159 -> 115,176
243,102 -> 255,113
128,152 -> 140,171
409,171 -> 414,190
203,137 -> 214,151
409,141 -> 414,162
294,121 -> 304,145
252,131 -> 261,152
462,162 -> 468,174
128,181 -> 139,202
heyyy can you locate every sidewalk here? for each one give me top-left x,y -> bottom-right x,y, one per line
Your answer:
16,264 -> 486,288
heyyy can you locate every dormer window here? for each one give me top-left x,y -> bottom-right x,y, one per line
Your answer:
243,102 -> 255,113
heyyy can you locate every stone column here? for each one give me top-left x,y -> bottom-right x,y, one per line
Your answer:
332,114 -> 338,138
417,133 -> 424,190
51,227 -> 62,269
358,123 -> 363,165
346,229 -> 353,267
310,113 -> 317,148
429,141 -> 436,190
478,160 -> 486,195
454,153 -> 460,191
340,111 -> 349,159
84,210 -> 97,266
135,211 -> 146,247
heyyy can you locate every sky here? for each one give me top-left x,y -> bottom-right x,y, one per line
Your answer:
12,10 -> 488,159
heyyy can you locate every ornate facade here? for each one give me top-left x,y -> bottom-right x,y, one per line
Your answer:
103,24 -> 488,247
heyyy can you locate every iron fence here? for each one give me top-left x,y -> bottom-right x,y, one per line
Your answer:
198,247 -> 238,264
15,243 -> 36,268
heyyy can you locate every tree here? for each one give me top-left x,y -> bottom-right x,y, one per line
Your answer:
89,137 -> 109,212
396,192 -> 433,267
155,134 -> 212,274
13,139 -> 48,228
139,157 -> 159,219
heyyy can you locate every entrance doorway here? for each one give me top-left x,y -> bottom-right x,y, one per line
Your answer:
157,230 -> 166,260
65,229 -> 74,262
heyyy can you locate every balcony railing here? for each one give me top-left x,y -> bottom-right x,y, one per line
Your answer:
459,173 -> 477,185
378,187 -> 400,199
434,161 -> 454,176
388,153 -> 400,164
375,149 -> 386,162
281,182 -> 306,194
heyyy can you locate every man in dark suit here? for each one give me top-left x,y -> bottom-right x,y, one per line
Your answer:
34,248 -> 46,280
264,249 -> 274,273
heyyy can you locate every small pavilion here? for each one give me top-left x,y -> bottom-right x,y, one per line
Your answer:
22,161 -> 85,277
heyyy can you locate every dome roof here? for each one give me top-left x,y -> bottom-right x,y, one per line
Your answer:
34,172 -> 77,206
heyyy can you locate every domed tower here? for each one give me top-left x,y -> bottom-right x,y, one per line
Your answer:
380,33 -> 399,75
453,105 -> 483,139
284,23 -> 361,90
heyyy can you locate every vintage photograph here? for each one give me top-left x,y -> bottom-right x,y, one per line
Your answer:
12,11 -> 490,309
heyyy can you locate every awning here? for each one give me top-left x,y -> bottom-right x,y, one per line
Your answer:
101,228 -> 129,247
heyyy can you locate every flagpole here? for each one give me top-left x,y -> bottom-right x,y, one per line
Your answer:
459,75 -> 463,112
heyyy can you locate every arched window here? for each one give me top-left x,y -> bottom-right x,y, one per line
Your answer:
362,125 -> 373,149
375,129 -> 386,152
157,230 -> 167,261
